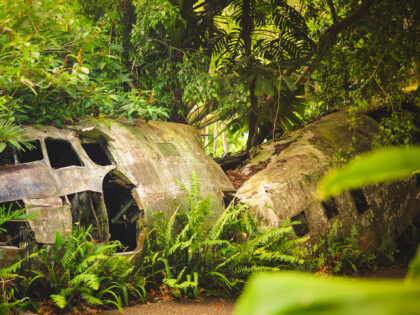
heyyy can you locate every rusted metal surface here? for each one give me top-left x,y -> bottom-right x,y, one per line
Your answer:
0,126 -> 115,203
0,246 -> 22,266
0,120 -> 233,263
25,197 -> 72,244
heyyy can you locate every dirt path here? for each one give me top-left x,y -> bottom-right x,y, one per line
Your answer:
99,297 -> 236,315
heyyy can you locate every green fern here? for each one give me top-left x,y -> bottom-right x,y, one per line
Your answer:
24,225 -> 146,311
0,203 -> 40,233
70,273 -> 100,290
145,172 -> 308,297
317,220 -> 378,274
0,119 -> 35,153
0,251 -> 40,313
51,294 -> 67,309
81,293 -> 103,305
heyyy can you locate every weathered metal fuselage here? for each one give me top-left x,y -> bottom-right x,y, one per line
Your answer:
0,120 -> 233,266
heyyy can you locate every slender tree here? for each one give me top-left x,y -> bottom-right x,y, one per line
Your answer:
213,0 -> 314,148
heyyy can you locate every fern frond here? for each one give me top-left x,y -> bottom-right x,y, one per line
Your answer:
70,273 -> 100,290
51,294 -> 67,309
168,237 -> 195,256
61,238 -> 79,270
166,206 -> 179,247
176,223 -> 191,243
0,297 -> 29,313
208,204 -> 243,240
197,239 -> 230,249
189,171 -> 201,205
213,252 -> 242,271
175,280 -> 198,290
189,195 -> 211,234
255,249 -> 304,265
232,265 -> 278,277
0,250 -> 41,277
83,253 -> 109,265
81,293 -> 103,306
347,225 -> 360,250
207,271 -> 234,289
248,227 -> 293,248
158,257 -> 173,279
277,237 -> 308,252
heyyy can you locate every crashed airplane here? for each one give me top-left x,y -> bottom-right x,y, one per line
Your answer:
235,108 -> 419,248
0,120 -> 233,266
1,109 -> 418,266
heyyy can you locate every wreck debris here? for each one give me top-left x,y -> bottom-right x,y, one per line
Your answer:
234,108 -> 419,247
0,119 -> 233,265
226,160 -> 271,190
25,196 -> 72,244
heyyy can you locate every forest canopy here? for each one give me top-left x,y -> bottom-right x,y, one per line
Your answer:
0,0 -> 418,152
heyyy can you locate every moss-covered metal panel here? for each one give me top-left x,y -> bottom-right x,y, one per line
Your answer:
235,109 -> 418,247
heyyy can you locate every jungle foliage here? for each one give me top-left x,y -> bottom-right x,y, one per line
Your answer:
0,1 -> 419,312
0,0 -> 418,152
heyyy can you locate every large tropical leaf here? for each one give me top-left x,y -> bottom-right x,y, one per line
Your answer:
234,272 -> 420,315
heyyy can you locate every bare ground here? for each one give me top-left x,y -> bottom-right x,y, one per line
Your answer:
98,297 -> 236,315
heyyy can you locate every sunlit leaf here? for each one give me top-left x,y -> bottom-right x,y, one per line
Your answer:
80,67 -> 90,74
235,272 -> 420,315
407,246 -> 420,283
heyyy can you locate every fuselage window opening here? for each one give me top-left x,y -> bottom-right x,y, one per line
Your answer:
81,143 -> 112,166
350,189 -> 369,215
16,140 -> 44,163
321,197 -> 339,219
291,210 -> 310,237
0,146 -> 15,166
45,138 -> 83,169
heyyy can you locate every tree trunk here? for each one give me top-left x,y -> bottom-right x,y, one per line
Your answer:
247,78 -> 259,149
121,0 -> 136,73
204,125 -> 209,148
240,0 -> 258,150
222,122 -> 229,154
213,122 -> 218,156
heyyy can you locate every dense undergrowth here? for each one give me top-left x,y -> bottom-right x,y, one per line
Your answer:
0,170 -> 418,313
0,172 -> 308,313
